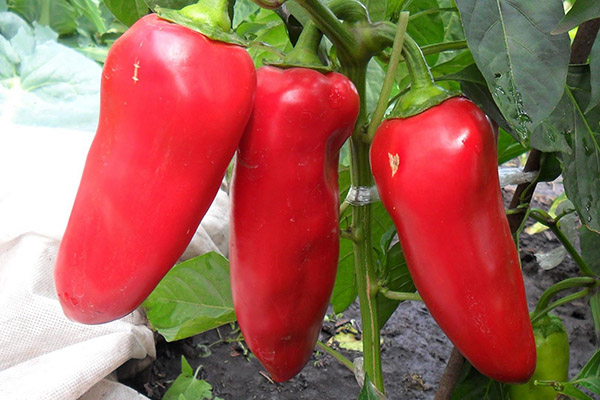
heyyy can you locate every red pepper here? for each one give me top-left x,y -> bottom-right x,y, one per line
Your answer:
54,14 -> 256,324
230,66 -> 359,382
370,97 -> 536,383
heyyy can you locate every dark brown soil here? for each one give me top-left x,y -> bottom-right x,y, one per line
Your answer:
121,184 -> 596,399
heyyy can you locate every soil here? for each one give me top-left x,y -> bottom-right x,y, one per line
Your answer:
120,182 -> 596,399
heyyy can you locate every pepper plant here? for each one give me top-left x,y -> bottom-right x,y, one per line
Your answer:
13,0 -> 600,397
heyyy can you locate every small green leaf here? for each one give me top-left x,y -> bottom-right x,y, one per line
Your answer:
581,225 -> 600,276
451,364 -> 508,400
497,130 -> 528,164
144,0 -> 196,13
556,382 -> 595,400
575,376 -> 600,394
358,374 -> 385,400
332,168 -> 357,313
163,356 -> 219,400
552,0 -> 600,35
590,292 -> 600,341
376,241 -> 416,328
574,350 -> 600,380
405,0 -> 444,66
104,0 -> 148,26
143,252 -> 235,342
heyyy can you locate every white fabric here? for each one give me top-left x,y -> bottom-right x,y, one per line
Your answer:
0,123 -> 230,399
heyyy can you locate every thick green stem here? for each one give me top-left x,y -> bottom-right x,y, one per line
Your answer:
295,0 -> 359,64
366,11 -> 409,142
316,341 -> 355,371
342,63 -> 384,393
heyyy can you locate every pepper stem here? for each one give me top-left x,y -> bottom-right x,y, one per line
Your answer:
179,0 -> 231,32
390,34 -> 457,118
270,21 -> 329,71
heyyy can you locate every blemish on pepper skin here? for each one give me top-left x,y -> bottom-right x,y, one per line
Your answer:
132,61 -> 140,83
388,153 -> 399,177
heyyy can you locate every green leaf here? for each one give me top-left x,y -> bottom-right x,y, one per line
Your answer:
556,383 -> 595,400
529,66 -> 600,233
449,64 -> 513,135
365,0 -> 386,22
358,374 -> 385,400
232,0 -> 260,28
431,50 -> 474,77
376,241 -> 416,328
591,292 -> 600,341
451,364 -> 508,399
144,0 -> 196,12
588,29 -> 600,112
8,0 -> 77,34
365,57 -> 386,115
0,11 -> 101,130
552,0 -> 600,35
104,0 -> 148,26
497,129 -> 527,165
575,376 -> 600,394
71,0 -> 107,33
405,0 -> 444,65
581,225 -> 600,276
455,0 -> 571,143
143,252 -> 236,342
163,356 -> 219,400
235,7 -> 291,66
331,167 -> 357,313
574,350 -> 600,380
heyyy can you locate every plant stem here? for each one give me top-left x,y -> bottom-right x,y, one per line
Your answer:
532,276 -> 597,316
316,341 -> 355,371
295,0 -> 359,64
421,40 -> 467,55
342,61 -> 384,392
366,11 -> 409,143
531,289 -> 591,325
434,348 -> 465,400
379,287 -> 422,302
409,7 -> 458,20
529,210 -> 595,277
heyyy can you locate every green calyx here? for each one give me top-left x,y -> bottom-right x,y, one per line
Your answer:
389,34 -> 458,119
269,21 -> 331,72
179,0 -> 231,32
156,0 -> 247,46
532,312 -> 567,339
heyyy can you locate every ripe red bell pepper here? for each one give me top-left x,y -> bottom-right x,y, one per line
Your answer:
370,96 -> 536,383
54,14 -> 256,324
229,66 -> 359,382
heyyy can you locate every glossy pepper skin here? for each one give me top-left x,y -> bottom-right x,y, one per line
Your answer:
54,14 -> 256,324
230,66 -> 359,382
370,97 -> 536,383
509,313 -> 569,399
